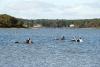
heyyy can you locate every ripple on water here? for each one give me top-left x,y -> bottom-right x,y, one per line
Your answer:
0,28 -> 100,67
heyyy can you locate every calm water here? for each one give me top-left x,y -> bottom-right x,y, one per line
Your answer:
0,28 -> 100,67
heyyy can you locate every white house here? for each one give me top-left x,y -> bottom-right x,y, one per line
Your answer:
69,24 -> 75,28
33,24 -> 42,28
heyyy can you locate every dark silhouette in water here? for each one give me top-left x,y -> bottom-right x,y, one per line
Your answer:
55,36 -> 65,40
15,38 -> 33,44
61,36 -> 65,40
26,38 -> 33,44
15,41 -> 19,43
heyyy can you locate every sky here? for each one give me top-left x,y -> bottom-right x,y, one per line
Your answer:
0,0 -> 100,19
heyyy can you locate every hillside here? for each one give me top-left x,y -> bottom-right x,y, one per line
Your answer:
0,14 -> 100,28
0,14 -> 25,28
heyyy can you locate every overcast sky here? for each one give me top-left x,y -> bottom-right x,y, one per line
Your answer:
0,0 -> 100,19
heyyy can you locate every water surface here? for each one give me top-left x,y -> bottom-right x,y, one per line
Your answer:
0,28 -> 100,67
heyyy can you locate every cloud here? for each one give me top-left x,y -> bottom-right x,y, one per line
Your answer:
0,0 -> 100,19
58,0 -> 100,19
0,0 -> 57,18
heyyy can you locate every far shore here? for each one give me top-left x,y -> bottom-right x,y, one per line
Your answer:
0,27 -> 100,29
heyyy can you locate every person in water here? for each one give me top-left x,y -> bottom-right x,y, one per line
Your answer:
77,37 -> 83,42
55,36 -> 65,40
26,38 -> 33,44
61,36 -> 65,40
71,36 -> 83,42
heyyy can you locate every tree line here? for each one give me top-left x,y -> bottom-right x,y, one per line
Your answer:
0,14 -> 100,28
